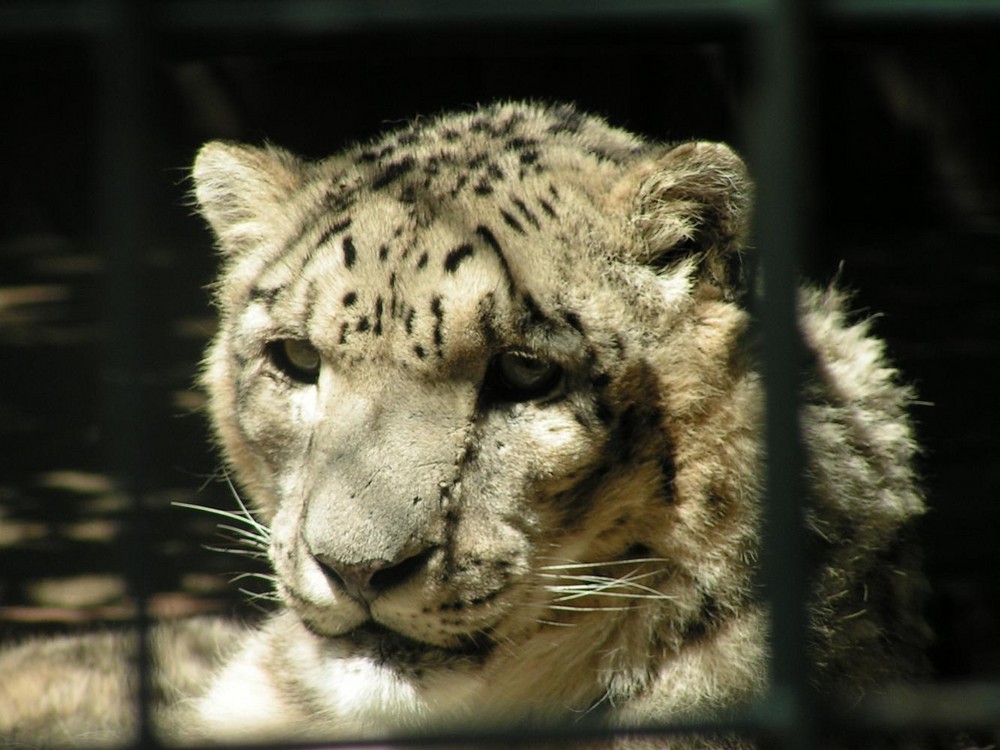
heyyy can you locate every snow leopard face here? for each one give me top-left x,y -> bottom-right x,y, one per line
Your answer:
193,102 -> 924,726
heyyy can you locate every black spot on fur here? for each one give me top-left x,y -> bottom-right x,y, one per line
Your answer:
399,185 -> 418,205
474,225 -> 516,297
683,595 -> 721,642
356,144 -> 395,164
323,185 -> 357,214
450,174 -> 469,197
520,150 -> 540,167
338,322 -> 350,345
500,209 -> 525,235
389,275 -> 400,317
563,310 -> 585,334
343,236 -> 357,269
316,218 -> 352,250
512,198 -> 540,229
474,179 -> 493,196
404,308 -> 416,336
414,344 -> 426,359
539,199 -> 557,219
591,372 -> 611,389
372,156 -> 416,190
356,317 -> 370,332
506,137 -> 538,151
417,252 -> 429,270
373,297 -> 384,336
378,244 -> 390,263
444,243 -> 475,274
522,293 -> 549,326
430,296 -> 445,356
342,291 -> 358,307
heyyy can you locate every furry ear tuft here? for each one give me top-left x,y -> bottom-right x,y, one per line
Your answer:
192,142 -> 304,256
623,141 -> 753,292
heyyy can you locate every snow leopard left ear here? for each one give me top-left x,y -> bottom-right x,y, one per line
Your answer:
617,141 -> 752,293
193,141 -> 306,257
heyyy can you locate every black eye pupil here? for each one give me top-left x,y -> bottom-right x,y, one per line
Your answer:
488,351 -> 562,402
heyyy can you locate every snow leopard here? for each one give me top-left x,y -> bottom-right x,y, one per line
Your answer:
0,102 -> 928,748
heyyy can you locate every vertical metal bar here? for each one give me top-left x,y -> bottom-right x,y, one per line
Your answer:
749,0 -> 814,747
94,0 -> 155,745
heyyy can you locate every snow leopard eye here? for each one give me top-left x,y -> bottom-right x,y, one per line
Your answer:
489,351 -> 563,402
267,339 -> 320,385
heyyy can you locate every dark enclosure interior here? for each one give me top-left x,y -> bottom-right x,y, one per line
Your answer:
1,2 -> 999,746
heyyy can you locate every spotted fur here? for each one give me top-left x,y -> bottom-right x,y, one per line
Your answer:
0,102 -> 927,748
185,102 -> 928,746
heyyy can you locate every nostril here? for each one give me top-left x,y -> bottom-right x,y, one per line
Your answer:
313,557 -> 382,603
369,547 -> 435,593
313,547 -> 436,604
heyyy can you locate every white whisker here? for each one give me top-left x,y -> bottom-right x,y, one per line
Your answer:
547,580 -> 669,598
230,572 -> 278,585
538,557 -> 671,571
539,569 -> 662,584
552,591 -> 672,602
174,484 -> 276,609
548,604 -> 636,613
203,545 -> 268,560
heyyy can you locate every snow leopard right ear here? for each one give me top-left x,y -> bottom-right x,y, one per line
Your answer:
193,141 -> 305,257
616,141 -> 753,295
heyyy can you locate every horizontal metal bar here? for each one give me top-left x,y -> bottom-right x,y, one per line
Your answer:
0,0 -> 750,36
851,682 -> 1000,732
4,0 -> 1000,36
141,686 -> 1000,749
162,0 -> 756,31
831,0 -> 1000,22
0,0 -> 109,34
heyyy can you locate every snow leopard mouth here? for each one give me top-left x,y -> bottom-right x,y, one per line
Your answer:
343,621 -> 493,664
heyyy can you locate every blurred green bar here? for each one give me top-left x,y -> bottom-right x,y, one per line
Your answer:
4,0 -> 1000,36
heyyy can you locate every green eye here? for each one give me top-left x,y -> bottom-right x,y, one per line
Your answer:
268,339 -> 321,384
489,351 -> 563,402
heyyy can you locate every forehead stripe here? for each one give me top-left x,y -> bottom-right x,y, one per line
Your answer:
343,236 -> 357,269
316,217 -> 352,250
499,209 -> 525,235
444,243 -> 475,274
371,156 -> 416,191
474,225 -> 516,297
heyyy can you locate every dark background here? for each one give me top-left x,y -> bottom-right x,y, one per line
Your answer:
1,4 -> 998,727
